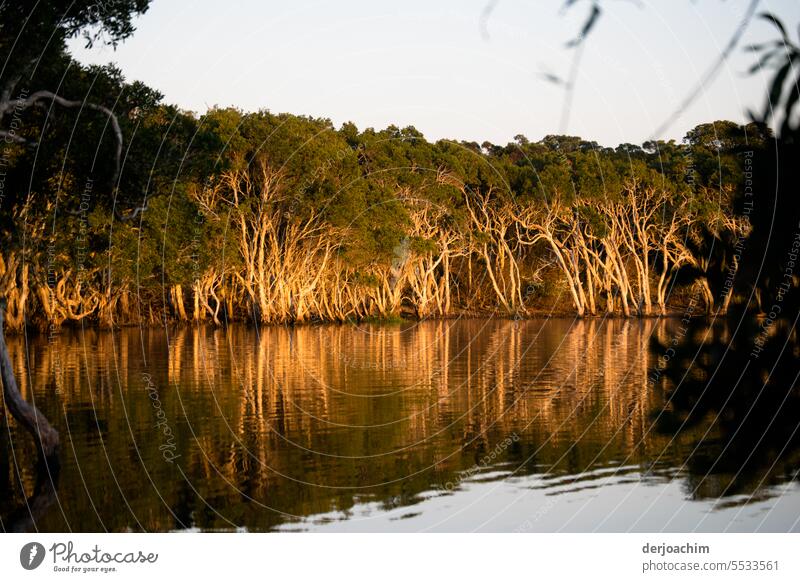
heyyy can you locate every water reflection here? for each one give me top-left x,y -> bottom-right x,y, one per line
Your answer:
1,319 -> 798,532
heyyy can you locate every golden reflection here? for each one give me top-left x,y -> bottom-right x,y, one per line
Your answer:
2,318 -> 796,531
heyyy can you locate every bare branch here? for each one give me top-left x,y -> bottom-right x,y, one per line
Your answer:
1,90 -> 123,188
0,299 -> 60,460
650,0 -> 761,139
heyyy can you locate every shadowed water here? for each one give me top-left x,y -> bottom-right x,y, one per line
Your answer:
1,318 -> 798,532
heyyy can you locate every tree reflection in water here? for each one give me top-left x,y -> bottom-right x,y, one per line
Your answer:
0,318 -> 797,532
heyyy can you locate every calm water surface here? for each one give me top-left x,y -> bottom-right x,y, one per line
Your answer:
2,319 -> 798,532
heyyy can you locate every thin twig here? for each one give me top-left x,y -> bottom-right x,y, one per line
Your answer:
650,0 -> 761,139
560,38 -> 587,133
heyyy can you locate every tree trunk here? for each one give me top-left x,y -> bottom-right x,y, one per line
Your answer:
0,300 -> 59,460
171,284 -> 188,321
698,278 -> 715,314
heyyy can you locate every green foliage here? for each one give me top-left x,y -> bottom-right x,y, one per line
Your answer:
0,0 -> 763,326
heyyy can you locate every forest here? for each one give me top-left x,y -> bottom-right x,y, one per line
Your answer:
2,0 -> 800,536
0,1 -> 785,332
0,66 -> 770,329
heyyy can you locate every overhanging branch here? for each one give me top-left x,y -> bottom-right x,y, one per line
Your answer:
0,90 -> 150,221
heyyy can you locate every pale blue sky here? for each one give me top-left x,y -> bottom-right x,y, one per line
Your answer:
68,0 -> 800,146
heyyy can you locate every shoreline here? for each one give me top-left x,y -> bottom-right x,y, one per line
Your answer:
5,307 -> 707,336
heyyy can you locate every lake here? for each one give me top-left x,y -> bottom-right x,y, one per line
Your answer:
2,318 -> 798,532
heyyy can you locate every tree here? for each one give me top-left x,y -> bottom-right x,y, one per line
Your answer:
0,0 -> 151,483
651,14 -> 800,499
1,1 -> 151,197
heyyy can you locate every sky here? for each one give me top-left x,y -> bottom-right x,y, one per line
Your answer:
68,0 -> 800,147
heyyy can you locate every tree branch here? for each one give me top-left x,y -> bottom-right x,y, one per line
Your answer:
0,90 -> 151,221
1,90 -> 123,189
650,0 -> 761,139
0,299 -> 60,460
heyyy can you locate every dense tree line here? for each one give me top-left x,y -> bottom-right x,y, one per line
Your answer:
0,2 -> 773,332
0,71 -> 765,330
2,0 -> 799,531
